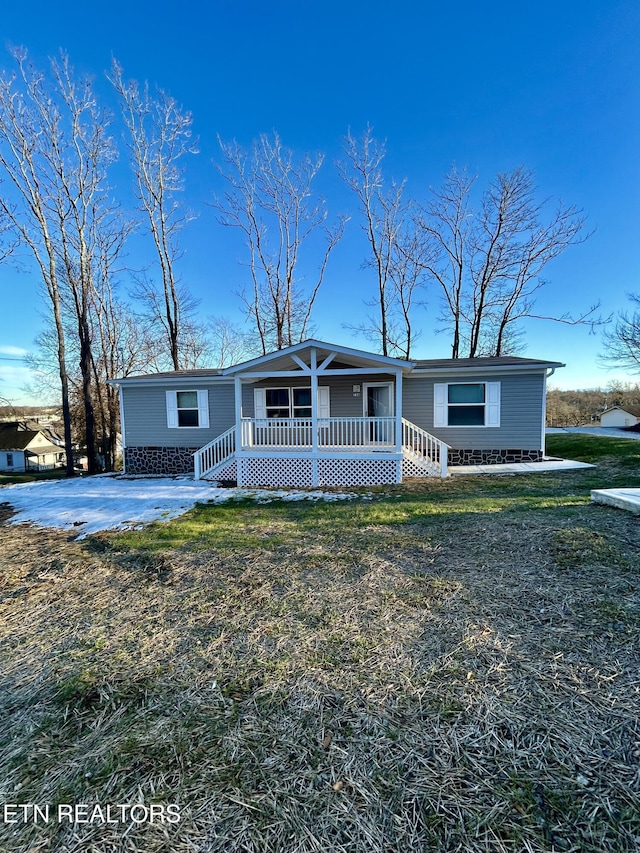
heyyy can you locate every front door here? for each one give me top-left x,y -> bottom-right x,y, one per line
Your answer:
364,383 -> 393,443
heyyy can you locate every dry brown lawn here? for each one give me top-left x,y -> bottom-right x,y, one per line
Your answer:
0,460 -> 639,852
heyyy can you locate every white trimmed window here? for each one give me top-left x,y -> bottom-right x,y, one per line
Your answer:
434,382 -> 500,427
254,387 -> 330,419
6,452 -> 14,467
166,390 -> 210,428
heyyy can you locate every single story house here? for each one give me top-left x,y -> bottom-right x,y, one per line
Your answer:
0,424 -> 65,473
599,406 -> 640,428
110,339 -> 563,487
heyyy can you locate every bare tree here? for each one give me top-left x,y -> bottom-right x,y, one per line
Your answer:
216,132 -> 346,353
600,294 -> 640,374
128,273 -> 209,371
387,225 -> 431,358
50,55 -> 122,474
340,128 -> 400,356
339,128 -> 429,358
30,279 -> 152,472
0,50 -> 134,474
88,223 -> 142,470
111,60 -> 198,370
417,168 -> 476,358
0,49 -> 76,474
420,166 -> 597,357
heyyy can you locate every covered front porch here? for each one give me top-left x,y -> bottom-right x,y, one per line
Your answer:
194,340 -> 448,486
240,415 -> 396,450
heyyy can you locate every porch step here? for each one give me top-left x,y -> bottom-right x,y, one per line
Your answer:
194,427 -> 236,480
401,418 -> 449,477
402,446 -> 441,476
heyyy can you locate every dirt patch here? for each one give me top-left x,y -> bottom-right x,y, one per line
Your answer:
0,501 -> 15,524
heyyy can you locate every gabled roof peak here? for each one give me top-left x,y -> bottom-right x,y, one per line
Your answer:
223,339 -> 414,374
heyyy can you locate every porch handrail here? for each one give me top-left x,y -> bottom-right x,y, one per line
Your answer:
401,417 -> 450,477
317,416 -> 395,447
243,418 -> 313,448
240,416 -> 396,449
194,426 -> 235,480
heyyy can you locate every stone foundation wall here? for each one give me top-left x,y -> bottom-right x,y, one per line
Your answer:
448,448 -> 543,466
125,446 -> 198,475
124,444 -> 543,478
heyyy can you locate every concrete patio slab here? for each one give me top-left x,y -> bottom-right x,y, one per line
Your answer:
591,488 -> 640,515
449,459 -> 594,476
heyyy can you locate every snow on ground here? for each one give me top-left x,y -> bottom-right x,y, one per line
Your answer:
0,475 -> 360,539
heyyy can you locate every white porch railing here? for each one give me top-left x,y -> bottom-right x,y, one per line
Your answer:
194,426 -> 235,480
401,417 -> 449,476
241,417 -> 396,449
194,417 -> 450,481
318,417 -> 395,447
242,418 -> 313,448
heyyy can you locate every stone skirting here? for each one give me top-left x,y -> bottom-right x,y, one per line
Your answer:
125,444 -> 542,478
448,448 -> 543,466
125,446 -> 198,475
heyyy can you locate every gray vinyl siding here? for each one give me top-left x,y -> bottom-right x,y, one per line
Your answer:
122,370 -> 545,451
242,374 -> 396,418
402,371 -> 545,450
123,382 -> 235,447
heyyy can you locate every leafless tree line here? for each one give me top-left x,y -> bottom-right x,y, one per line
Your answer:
0,51 -> 206,472
546,383 -> 640,427
340,127 -> 602,360
0,51 -> 622,474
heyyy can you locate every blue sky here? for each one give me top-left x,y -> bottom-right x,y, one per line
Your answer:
1,0 -> 639,403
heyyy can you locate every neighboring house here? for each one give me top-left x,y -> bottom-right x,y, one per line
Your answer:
599,406 -> 640,428
110,339 -> 563,487
0,423 -> 66,473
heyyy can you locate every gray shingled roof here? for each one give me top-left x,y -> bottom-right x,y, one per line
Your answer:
115,354 -> 563,382
0,428 -> 40,451
121,368 -> 225,380
413,356 -> 564,369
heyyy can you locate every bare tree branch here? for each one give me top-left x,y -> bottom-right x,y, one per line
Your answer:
339,128 -> 431,359
419,165 -> 599,357
215,132 -> 346,353
111,60 -> 198,370
600,293 -> 640,374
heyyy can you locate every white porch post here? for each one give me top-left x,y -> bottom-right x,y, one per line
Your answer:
395,368 -> 403,482
234,375 -> 243,487
311,347 -> 319,486
441,443 -> 448,478
541,369 -> 549,458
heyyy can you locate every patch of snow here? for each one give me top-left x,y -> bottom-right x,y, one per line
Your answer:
0,475 -> 360,539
